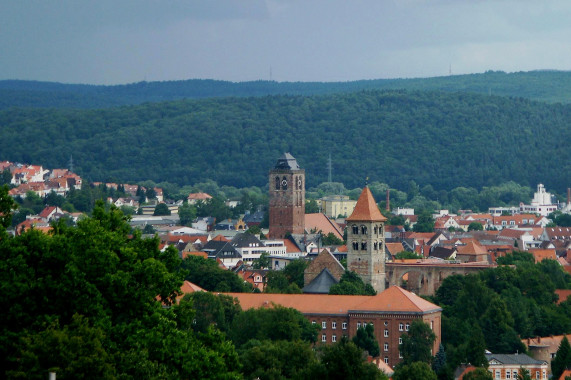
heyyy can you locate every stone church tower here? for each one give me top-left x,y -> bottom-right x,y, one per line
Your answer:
268,153 -> 305,239
346,186 -> 387,293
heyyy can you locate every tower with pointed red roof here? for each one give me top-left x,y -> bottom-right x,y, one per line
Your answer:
268,153 -> 305,239
346,186 -> 388,293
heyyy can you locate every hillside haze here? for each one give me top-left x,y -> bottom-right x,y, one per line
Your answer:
1,90 -> 570,193
2,70 -> 571,110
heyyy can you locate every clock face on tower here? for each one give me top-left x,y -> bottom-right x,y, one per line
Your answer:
297,178 -> 302,188
281,179 -> 287,189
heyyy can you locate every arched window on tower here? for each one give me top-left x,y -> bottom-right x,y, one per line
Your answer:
361,225 -> 367,235
275,176 -> 280,190
374,226 -> 378,235
352,225 -> 358,234
374,242 -> 378,250
352,241 -> 359,250
361,242 -> 367,250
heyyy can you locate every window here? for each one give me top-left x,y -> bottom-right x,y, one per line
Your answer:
322,334 -> 327,343
332,335 -> 337,343
363,322 -> 367,328
506,371 -> 511,379
495,370 -> 500,379
374,242 -> 378,250
384,329 -> 389,337
361,242 -> 367,250
399,337 -> 403,344
352,242 -> 359,250
384,343 -> 388,352
322,321 -> 327,329
535,371 -> 539,380
405,323 -> 410,331
399,351 -> 403,359
312,321 -> 316,325
399,323 -> 404,331
542,370 -> 546,379
352,225 -> 358,234
342,322 -> 347,330
384,357 -> 389,364
513,371 -> 518,379
384,321 -> 388,326
357,322 -> 361,329
332,322 -> 337,329
361,225 -> 367,235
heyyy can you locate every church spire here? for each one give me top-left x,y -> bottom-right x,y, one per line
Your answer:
346,186 -> 387,222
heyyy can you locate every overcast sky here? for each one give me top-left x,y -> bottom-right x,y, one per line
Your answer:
2,0 -> 570,85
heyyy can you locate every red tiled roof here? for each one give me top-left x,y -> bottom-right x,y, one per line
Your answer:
346,187 -> 387,222
555,289 -> 571,305
225,285 -> 441,315
212,234 -> 229,242
284,238 -> 301,253
305,213 -> 343,240
528,248 -> 557,263
188,192 -> 212,200
182,251 -> 208,259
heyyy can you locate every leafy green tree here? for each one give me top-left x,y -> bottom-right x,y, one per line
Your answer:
329,271 -> 376,295
352,324 -> 380,357
552,336 -> 571,380
305,199 -> 320,213
182,256 -> 250,292
322,231 -> 344,245
178,202 -> 197,226
517,368 -> 532,380
467,222 -> 484,231
0,170 -> 11,186
239,339 -> 317,380
0,185 -> 17,229
399,320 -> 436,365
463,368 -> 493,380
432,343 -> 447,374
153,203 -> 171,216
230,305 -> 320,348
183,292 -> 241,334
265,271 -> 302,294
393,361 -> 437,380
496,251 -> 534,265
142,224 -> 156,234
283,259 -> 309,289
252,251 -> 270,269
307,337 -> 387,380
466,326 -> 488,368
394,251 -> 424,260
413,211 -> 435,232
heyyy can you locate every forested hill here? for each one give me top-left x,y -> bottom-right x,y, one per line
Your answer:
2,70 -> 571,109
1,90 -> 570,193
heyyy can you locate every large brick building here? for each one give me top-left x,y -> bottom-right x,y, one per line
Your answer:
268,153 -> 305,239
227,286 -> 442,367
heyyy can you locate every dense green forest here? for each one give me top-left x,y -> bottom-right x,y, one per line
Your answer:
1,90 -> 570,193
2,70 -> 571,109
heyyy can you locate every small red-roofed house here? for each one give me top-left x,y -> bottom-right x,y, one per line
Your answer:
38,206 -> 64,222
187,192 -> 213,205
528,248 -> 557,263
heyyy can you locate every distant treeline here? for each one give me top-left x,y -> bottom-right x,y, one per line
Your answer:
1,90 -> 570,193
2,70 -> 571,109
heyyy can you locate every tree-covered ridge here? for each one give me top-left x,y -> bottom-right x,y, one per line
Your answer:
3,70 -> 571,109
1,90 -> 570,193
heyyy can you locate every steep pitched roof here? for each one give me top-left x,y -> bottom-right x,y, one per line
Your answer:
274,153 -> 301,170
302,268 -> 340,294
231,232 -> 262,248
346,187 -> 387,222
304,213 -> 343,240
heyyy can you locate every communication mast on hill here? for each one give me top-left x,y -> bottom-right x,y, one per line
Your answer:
68,155 -> 74,173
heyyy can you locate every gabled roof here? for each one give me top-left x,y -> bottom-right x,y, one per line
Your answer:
385,242 -> 404,256
212,234 -> 229,242
187,192 -> 213,200
225,285 -> 441,315
456,241 -> 488,255
430,246 -> 457,260
346,187 -> 387,222
305,213 -> 343,240
231,232 -> 262,248
528,248 -> 557,263
273,153 -> 301,170
485,353 -> 545,366
302,268 -> 340,294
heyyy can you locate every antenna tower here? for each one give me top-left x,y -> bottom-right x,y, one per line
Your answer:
68,155 -> 74,173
